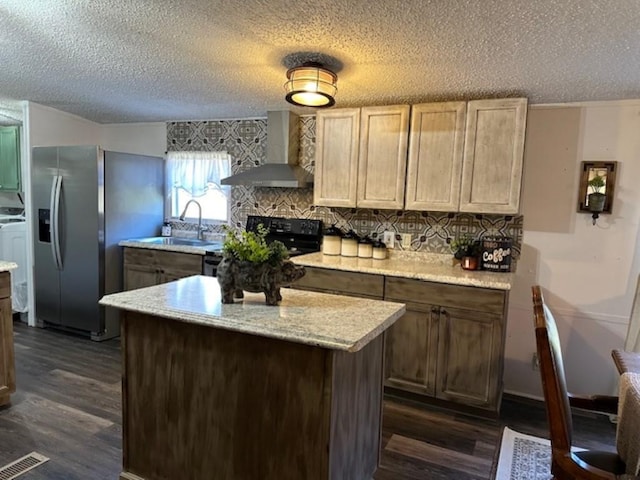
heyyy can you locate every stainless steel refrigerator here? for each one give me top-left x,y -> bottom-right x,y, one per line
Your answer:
31,146 -> 164,340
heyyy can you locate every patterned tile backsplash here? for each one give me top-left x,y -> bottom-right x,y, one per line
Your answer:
166,117 -> 523,258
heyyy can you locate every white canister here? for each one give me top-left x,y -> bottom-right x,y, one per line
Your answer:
322,225 -> 343,256
357,237 -> 373,258
372,240 -> 387,260
341,231 -> 359,257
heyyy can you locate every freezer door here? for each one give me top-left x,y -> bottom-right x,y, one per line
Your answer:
32,147 -> 61,325
57,146 -> 102,333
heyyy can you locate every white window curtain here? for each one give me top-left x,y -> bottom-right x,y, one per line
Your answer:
166,151 -> 231,197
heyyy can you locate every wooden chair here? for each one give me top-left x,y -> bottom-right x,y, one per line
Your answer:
532,285 -> 630,479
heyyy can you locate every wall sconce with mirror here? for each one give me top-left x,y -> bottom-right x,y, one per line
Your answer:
577,161 -> 617,225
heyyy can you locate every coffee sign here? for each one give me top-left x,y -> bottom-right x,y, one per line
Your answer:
480,237 -> 512,272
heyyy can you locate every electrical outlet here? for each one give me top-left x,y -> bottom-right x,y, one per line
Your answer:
401,233 -> 412,249
383,231 -> 395,249
532,352 -> 540,370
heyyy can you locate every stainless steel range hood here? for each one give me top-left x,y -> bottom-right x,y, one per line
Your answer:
220,111 -> 313,188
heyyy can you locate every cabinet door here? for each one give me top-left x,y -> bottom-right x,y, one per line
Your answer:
357,105 -> 410,209
405,102 -> 466,211
0,126 -> 21,192
436,306 -> 504,410
160,252 -> 202,282
459,98 -> 527,214
385,305 -> 438,396
0,295 -> 15,406
314,109 -> 360,207
123,264 -> 160,291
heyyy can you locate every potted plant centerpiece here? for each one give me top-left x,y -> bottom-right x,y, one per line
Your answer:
216,225 -> 306,305
587,174 -> 606,213
450,234 -> 481,270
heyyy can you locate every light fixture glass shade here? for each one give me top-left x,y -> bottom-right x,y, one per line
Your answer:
284,64 -> 337,107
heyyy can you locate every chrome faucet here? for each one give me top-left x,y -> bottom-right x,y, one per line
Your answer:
179,199 -> 204,240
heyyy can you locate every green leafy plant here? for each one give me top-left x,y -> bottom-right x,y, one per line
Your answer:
588,174 -> 605,194
222,224 -> 289,265
450,235 -> 481,259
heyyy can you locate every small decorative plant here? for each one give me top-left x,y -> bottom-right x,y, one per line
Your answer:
222,224 -> 289,265
450,235 -> 481,260
218,225 -> 305,306
588,175 -> 605,194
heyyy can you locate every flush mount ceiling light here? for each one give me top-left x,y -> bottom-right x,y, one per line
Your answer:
284,62 -> 338,108
282,52 -> 342,108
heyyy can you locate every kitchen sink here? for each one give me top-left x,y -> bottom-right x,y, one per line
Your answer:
136,237 -> 223,249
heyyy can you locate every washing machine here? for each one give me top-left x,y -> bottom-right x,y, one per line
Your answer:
0,217 -> 27,312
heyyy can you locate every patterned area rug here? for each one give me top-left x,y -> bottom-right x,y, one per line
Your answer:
495,427 -> 553,480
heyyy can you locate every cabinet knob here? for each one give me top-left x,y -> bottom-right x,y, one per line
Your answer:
431,306 -> 439,314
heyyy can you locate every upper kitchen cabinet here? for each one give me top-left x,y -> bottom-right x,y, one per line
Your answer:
314,105 -> 410,210
405,102 -> 466,211
357,105 -> 410,209
459,98 -> 527,214
0,126 -> 21,192
314,108 -> 360,207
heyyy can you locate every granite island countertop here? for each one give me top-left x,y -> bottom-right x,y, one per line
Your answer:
0,261 -> 17,273
100,275 -> 405,352
291,251 -> 514,290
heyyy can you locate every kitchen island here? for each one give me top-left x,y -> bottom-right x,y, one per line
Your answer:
100,275 -> 405,480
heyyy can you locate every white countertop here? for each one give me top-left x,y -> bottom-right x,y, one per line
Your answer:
100,275 -> 405,352
292,251 -> 514,290
0,261 -> 17,272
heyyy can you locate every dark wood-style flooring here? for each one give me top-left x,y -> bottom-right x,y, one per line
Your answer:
0,321 -> 617,479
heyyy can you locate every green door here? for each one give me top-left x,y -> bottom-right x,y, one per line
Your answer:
0,126 -> 21,192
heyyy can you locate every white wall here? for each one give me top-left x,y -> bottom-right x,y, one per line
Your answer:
21,102 -> 166,326
504,101 -> 640,398
100,122 -> 166,157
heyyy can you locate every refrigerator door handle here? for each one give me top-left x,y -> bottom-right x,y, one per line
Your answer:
50,175 -> 63,270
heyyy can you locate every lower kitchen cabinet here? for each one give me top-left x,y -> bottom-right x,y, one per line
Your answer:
385,277 -> 507,413
384,303 -> 439,396
123,247 -> 203,291
0,271 -> 15,406
436,305 -> 504,408
292,266 -> 508,413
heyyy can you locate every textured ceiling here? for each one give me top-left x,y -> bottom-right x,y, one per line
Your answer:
2,0 -> 640,124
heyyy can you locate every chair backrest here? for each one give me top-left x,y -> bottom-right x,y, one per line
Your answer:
532,285 -> 573,454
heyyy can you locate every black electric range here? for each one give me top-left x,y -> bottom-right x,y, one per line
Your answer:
203,216 -> 322,276
245,215 -> 323,256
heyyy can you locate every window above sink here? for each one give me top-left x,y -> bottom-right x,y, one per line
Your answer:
166,151 -> 231,223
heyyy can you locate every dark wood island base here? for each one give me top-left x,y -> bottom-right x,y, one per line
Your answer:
109,282 -> 401,480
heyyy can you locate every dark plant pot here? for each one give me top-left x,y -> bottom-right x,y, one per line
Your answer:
588,192 -> 606,213
461,256 -> 479,270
